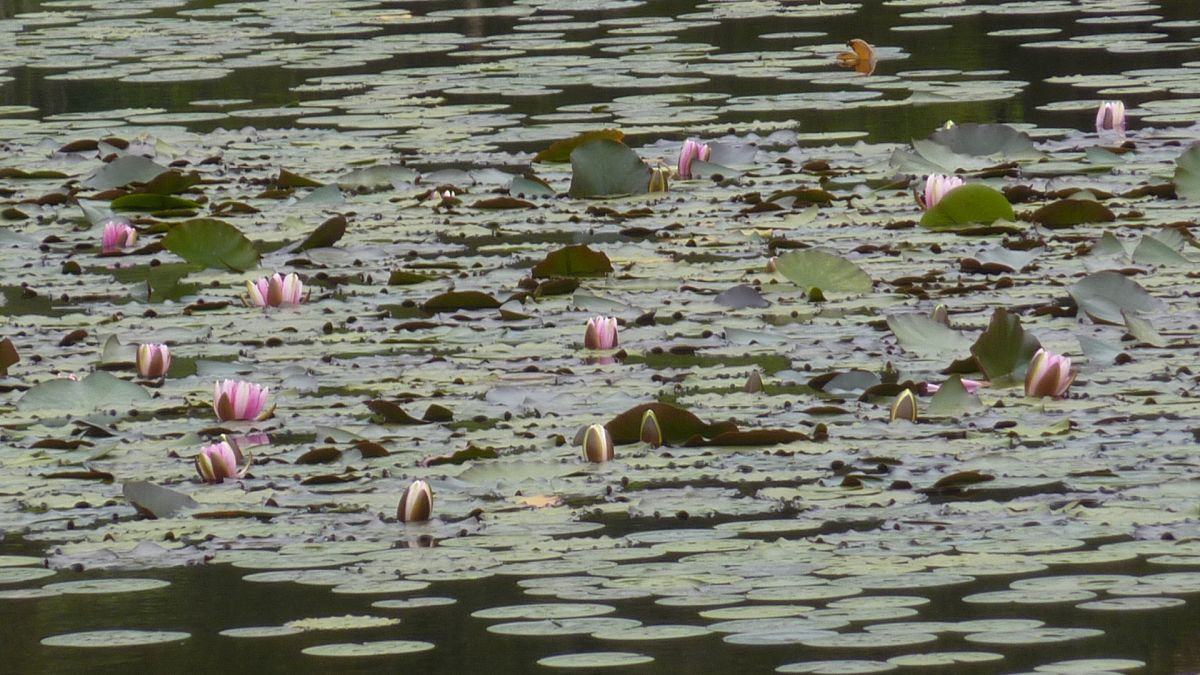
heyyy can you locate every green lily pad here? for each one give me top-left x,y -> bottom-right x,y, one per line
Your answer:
568,139 -> 650,199
604,402 -> 738,445
1173,143 -> 1200,200
531,244 -> 613,278
535,129 -> 625,163
775,249 -> 872,294
162,219 -> 260,272
1069,271 -> 1161,325
17,371 -> 150,413
1029,199 -> 1115,228
968,308 -> 1041,383
920,184 -> 1015,230
111,193 -> 201,212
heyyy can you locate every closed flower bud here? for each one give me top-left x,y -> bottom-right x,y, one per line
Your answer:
398,479 -> 433,522
744,370 -> 764,393
639,409 -> 662,448
1024,348 -> 1076,399
648,165 -> 670,193
195,439 -> 241,484
213,379 -> 272,421
584,316 -> 619,350
1095,100 -> 1125,136
677,139 -> 711,180
889,388 -> 917,423
136,343 -> 170,379
930,304 -> 949,326
582,424 -> 614,463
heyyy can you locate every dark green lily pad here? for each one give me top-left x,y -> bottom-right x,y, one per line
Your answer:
568,139 -> 650,199
1029,199 -> 1115,228
162,219 -> 259,272
920,184 -> 1015,230
531,244 -> 613,278
968,308 -> 1041,383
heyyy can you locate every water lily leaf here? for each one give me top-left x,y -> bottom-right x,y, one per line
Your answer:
604,402 -> 738,445
162,219 -> 259,271
775,249 -> 872,294
471,196 -> 534,210
111,193 -> 201,212
568,139 -> 650,199
887,315 -> 971,357
1029,199 -> 1115,229
421,291 -> 501,313
531,244 -> 613,278
535,129 -> 624,163
110,262 -> 201,303
960,246 -> 1041,274
766,187 -> 835,206
337,164 -> 416,189
276,169 -> 322,189
1131,235 -> 1190,266
17,372 -> 150,413
920,184 -> 1015,230
420,445 -> 499,467
927,376 -> 982,417
296,447 -> 341,465
365,400 -> 430,425
509,174 -> 556,197
1069,271 -> 1161,325
968,308 -> 1041,383
85,155 -> 168,190
715,284 -> 769,309
927,123 -> 1041,160
1122,310 -> 1165,347
123,481 -> 197,519
0,337 -> 17,376
922,470 -> 995,493
140,169 -> 201,195
684,429 -> 807,447
1173,143 -> 1200,200
294,216 -> 346,252
388,270 -> 435,285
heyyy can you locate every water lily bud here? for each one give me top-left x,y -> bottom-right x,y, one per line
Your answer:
136,343 -> 170,379
889,389 -> 917,423
918,174 -> 964,210
648,165 -> 670,193
1024,348 -> 1076,399
766,257 -> 778,273
213,379 -> 272,421
930,304 -> 950,326
942,120 -> 955,130
398,479 -> 433,522
101,220 -> 137,254
582,424 -> 614,463
245,272 -> 306,308
926,378 -> 986,395
677,139 -> 711,180
1095,100 -> 1126,136
639,409 -> 662,448
195,440 -> 239,484
584,316 -> 619,350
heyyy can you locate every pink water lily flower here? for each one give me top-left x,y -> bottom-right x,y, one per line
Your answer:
918,174 -> 964,210
677,139 -> 711,180
213,379 -> 272,421
136,343 -> 170,379
584,316 -> 619,350
926,378 -> 986,395
195,439 -> 240,483
245,272 -> 305,308
101,220 -> 137,254
1024,348 -> 1076,399
1095,100 -> 1126,136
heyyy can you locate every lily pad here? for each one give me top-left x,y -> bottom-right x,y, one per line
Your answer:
162,219 -> 260,272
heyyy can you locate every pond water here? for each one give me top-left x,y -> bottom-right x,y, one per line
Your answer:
3,0 -> 1200,673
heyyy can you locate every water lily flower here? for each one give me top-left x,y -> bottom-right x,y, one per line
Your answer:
101,220 -> 137,254
918,174 -> 963,210
136,343 -> 170,379
889,389 -> 917,423
195,439 -> 240,484
1024,348 -> 1076,399
640,409 -> 662,448
398,479 -> 433,522
1095,100 -> 1126,136
926,378 -> 986,395
648,165 -> 670,193
584,316 -> 619,350
677,139 -> 711,179
245,272 -> 306,308
213,379 -> 272,421
582,423 -> 614,463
